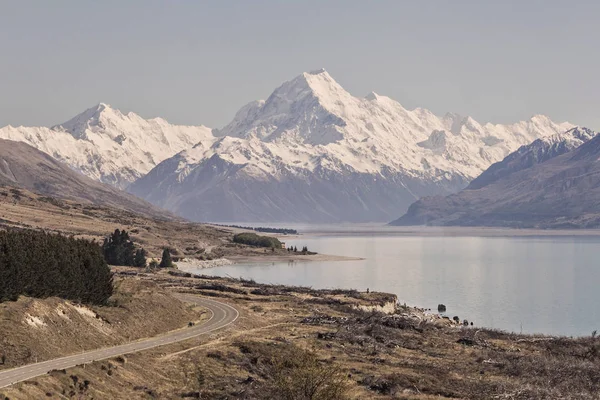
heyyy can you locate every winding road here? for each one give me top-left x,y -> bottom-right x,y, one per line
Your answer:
0,294 -> 239,389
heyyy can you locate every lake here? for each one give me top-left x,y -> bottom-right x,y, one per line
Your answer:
192,226 -> 600,337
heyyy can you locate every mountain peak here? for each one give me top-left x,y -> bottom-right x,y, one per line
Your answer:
529,114 -> 555,125
365,91 -> 380,101
286,68 -> 346,97
53,103 -> 125,139
216,69 -> 354,144
289,69 -> 356,115
531,113 -> 550,120
307,68 -> 327,75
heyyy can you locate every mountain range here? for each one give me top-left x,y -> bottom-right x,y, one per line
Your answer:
0,69 -> 576,223
128,69 -> 572,222
392,127 -> 600,228
0,104 -> 211,188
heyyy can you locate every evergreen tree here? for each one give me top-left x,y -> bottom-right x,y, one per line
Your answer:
102,229 -> 145,267
0,229 -> 113,305
159,248 -> 173,268
134,248 -> 147,268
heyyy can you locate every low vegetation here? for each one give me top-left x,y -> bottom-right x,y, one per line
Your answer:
232,232 -> 282,248
0,229 -> 113,305
232,341 -> 350,400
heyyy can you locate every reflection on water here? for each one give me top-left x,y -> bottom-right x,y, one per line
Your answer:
188,234 -> 600,337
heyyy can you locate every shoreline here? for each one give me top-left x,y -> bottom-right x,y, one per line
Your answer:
291,225 -> 600,237
209,222 -> 600,238
226,253 -> 364,263
177,253 -> 363,271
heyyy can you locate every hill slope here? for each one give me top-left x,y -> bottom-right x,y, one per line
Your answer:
391,127 -> 600,228
130,69 -> 572,223
0,104 -> 212,188
0,138 -> 169,218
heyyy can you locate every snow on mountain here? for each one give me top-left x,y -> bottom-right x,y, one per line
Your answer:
129,69 -> 574,223
211,69 -> 572,180
467,126 -> 597,190
0,103 -> 213,188
391,126 -> 600,228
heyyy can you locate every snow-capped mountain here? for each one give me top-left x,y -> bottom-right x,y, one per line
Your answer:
391,127 -> 599,227
129,69 -> 574,223
0,103 -> 212,188
467,126 -> 597,190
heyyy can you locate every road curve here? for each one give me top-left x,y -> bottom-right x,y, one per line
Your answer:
0,294 -> 238,389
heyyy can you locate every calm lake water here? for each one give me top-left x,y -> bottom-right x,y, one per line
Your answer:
195,227 -> 600,337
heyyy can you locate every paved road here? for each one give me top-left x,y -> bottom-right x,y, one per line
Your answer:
0,294 -> 238,389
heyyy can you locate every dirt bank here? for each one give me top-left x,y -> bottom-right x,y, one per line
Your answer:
0,278 -> 207,372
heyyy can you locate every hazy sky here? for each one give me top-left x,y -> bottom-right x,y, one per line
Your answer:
1,1 -> 598,130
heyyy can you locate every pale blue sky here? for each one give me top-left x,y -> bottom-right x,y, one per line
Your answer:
1,1 -> 598,130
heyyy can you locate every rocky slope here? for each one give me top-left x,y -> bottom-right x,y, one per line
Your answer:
130,69 -> 572,223
391,127 -> 600,228
0,138 -> 169,218
0,104 -> 212,188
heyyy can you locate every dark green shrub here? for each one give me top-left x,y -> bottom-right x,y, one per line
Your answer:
159,248 -> 173,268
232,233 -> 281,248
133,248 -> 147,268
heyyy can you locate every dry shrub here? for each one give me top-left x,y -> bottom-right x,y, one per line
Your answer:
235,341 -> 350,400
268,348 -> 350,400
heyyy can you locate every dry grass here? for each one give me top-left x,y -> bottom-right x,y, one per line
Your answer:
2,270 -> 599,400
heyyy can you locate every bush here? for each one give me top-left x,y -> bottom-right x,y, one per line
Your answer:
232,233 -> 281,248
235,342 -> 349,400
0,229 -> 113,305
270,349 -> 349,400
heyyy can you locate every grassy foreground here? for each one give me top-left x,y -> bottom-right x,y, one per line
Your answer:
2,268 -> 599,400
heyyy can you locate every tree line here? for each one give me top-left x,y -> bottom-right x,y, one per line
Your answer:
0,229 -> 113,305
